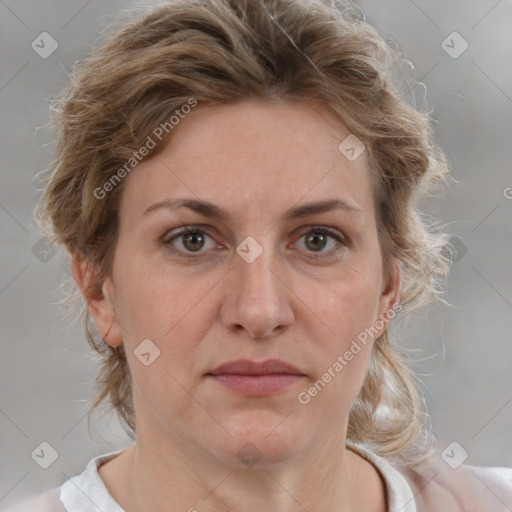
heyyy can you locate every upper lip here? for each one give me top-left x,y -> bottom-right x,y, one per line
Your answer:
208,359 -> 304,376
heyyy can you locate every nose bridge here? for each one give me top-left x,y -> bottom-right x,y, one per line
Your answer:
222,235 -> 294,338
239,242 -> 277,296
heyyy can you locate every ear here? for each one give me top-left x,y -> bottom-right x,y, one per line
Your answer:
71,256 -> 123,347
375,259 -> 402,337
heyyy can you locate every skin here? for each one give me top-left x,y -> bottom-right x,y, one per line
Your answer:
72,98 -> 400,512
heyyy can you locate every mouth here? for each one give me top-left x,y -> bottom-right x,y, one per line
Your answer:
206,359 -> 306,396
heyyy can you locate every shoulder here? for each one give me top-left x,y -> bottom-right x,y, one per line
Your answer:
1,447 -> 129,512
398,452 -> 512,512
1,488 -> 65,512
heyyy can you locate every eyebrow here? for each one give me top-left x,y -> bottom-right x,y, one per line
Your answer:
142,197 -> 363,221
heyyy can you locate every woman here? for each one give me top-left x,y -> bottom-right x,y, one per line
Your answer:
9,0 -> 511,510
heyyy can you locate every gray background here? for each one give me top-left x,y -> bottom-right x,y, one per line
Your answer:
1,0 -> 511,508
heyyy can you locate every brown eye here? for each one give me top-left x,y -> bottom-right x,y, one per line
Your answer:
292,227 -> 346,260
305,232 -> 328,252
163,227 -> 217,257
182,231 -> 205,252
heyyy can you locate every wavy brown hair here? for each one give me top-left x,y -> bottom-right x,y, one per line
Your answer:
36,0 -> 451,464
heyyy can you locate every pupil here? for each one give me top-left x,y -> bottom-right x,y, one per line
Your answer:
306,233 -> 326,251
184,232 -> 204,251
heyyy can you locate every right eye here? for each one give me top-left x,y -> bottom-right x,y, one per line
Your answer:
162,227 -> 220,258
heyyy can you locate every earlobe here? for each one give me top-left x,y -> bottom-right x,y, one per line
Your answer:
70,256 -> 123,347
376,259 -> 402,336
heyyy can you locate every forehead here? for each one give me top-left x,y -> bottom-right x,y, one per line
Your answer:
119,99 -> 373,226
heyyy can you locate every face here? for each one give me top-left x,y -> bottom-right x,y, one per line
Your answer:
77,99 -> 399,467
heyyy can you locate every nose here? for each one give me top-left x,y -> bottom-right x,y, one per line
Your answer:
220,243 -> 295,340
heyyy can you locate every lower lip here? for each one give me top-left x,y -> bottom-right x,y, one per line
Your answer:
208,374 -> 304,396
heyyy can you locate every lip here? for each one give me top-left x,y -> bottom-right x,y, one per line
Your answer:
207,359 -> 306,396
209,358 -> 304,376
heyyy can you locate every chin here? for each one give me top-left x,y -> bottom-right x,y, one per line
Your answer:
211,410 -> 310,468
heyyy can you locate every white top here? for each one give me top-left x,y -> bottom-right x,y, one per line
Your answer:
5,443 -> 512,511
61,444 -> 417,512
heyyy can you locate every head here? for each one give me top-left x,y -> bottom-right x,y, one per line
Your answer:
37,0 -> 451,465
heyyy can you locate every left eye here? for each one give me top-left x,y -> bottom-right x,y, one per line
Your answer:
293,228 -> 344,255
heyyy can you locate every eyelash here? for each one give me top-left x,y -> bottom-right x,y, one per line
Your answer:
162,225 -> 347,260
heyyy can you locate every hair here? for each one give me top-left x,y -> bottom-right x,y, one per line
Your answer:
36,0 -> 452,464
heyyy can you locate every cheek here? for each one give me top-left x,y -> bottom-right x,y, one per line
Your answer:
305,268 -> 381,341
112,254 -> 222,376
297,268 -> 381,402
114,248 -> 202,333
114,262 -> 222,420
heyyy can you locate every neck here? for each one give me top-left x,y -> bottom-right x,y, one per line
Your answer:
116,424 -> 385,512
